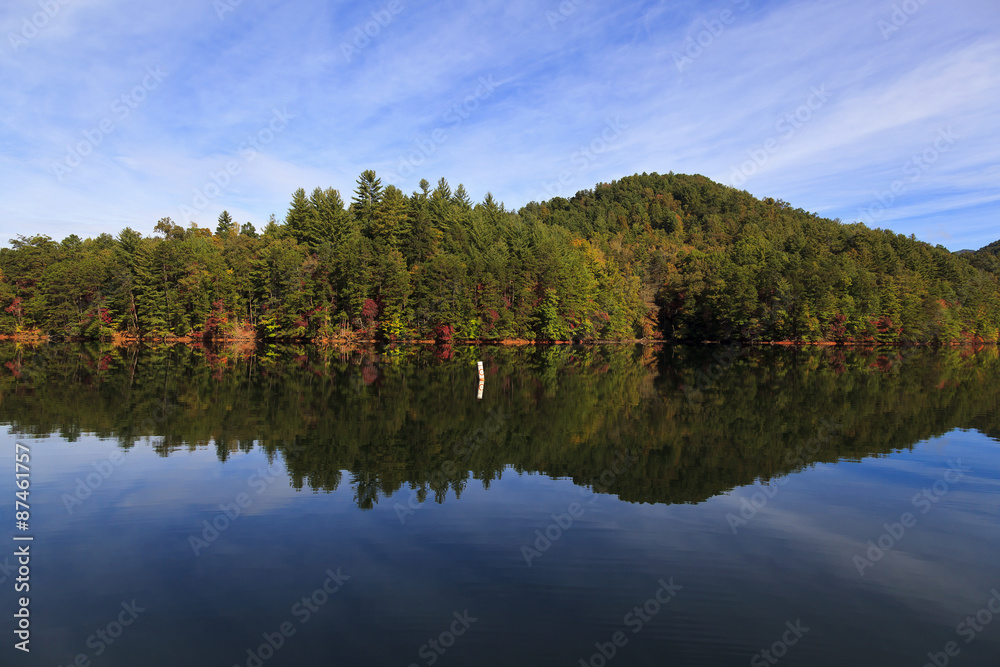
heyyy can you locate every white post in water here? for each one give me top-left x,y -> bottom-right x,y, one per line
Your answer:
477,361 -> 485,400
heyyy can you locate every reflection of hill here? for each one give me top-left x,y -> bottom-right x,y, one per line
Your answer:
1,343 -> 998,508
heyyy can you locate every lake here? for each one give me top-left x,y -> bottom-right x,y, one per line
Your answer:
1,343 -> 999,666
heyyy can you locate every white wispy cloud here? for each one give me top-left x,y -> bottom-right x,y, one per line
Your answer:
0,0 -> 997,248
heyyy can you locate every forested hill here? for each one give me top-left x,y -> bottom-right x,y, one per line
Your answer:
1,171 -> 998,343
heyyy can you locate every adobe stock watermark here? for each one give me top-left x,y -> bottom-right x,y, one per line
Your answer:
856,127 -> 958,225
878,0 -> 929,40
539,117 -> 628,200
56,600 -> 145,667
386,75 -> 501,183
7,0 -> 72,54
521,449 -> 637,566
407,610 -> 478,667
545,0 -> 585,30
178,107 -> 293,222
51,66 -> 168,181
728,85 -> 830,187
340,0 -> 403,63
750,619 -> 810,666
60,450 -> 128,514
726,420 -> 841,534
852,459 -> 969,577
232,567 -> 350,667
673,0 -> 751,73
577,578 -> 682,667
214,0 -> 243,20
920,588 -> 1000,667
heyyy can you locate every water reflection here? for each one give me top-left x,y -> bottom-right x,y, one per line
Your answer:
2,344 -> 1000,666
2,343 -> 999,507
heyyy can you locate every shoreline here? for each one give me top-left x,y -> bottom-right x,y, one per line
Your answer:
0,333 -> 995,347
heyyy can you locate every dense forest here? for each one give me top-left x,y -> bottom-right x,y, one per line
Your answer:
3,171 -> 999,343
2,343 -> 999,507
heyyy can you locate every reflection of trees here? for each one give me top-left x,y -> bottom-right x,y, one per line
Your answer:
1,343 -> 998,508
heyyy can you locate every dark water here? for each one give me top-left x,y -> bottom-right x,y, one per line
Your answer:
1,344 -> 999,667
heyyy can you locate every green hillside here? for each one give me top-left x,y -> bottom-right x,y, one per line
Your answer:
1,171 -> 997,343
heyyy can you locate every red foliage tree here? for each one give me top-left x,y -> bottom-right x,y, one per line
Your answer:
433,323 -> 453,344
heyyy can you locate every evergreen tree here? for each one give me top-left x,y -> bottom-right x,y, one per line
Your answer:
452,184 -> 473,210
262,214 -> 281,239
113,228 -> 144,334
351,170 -> 383,231
429,178 -> 457,235
216,211 -> 237,237
478,192 -> 503,225
433,177 -> 452,200
371,185 -> 411,249
286,188 -> 319,248
311,187 -> 356,249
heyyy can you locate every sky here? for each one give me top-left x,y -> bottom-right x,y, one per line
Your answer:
0,0 -> 997,250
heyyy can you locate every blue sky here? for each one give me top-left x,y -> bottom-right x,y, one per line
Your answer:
1,0 -> 997,250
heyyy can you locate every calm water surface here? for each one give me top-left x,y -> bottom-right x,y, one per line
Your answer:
1,344 -> 998,666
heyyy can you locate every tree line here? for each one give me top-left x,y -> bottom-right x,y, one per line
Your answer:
2,171 -> 999,343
